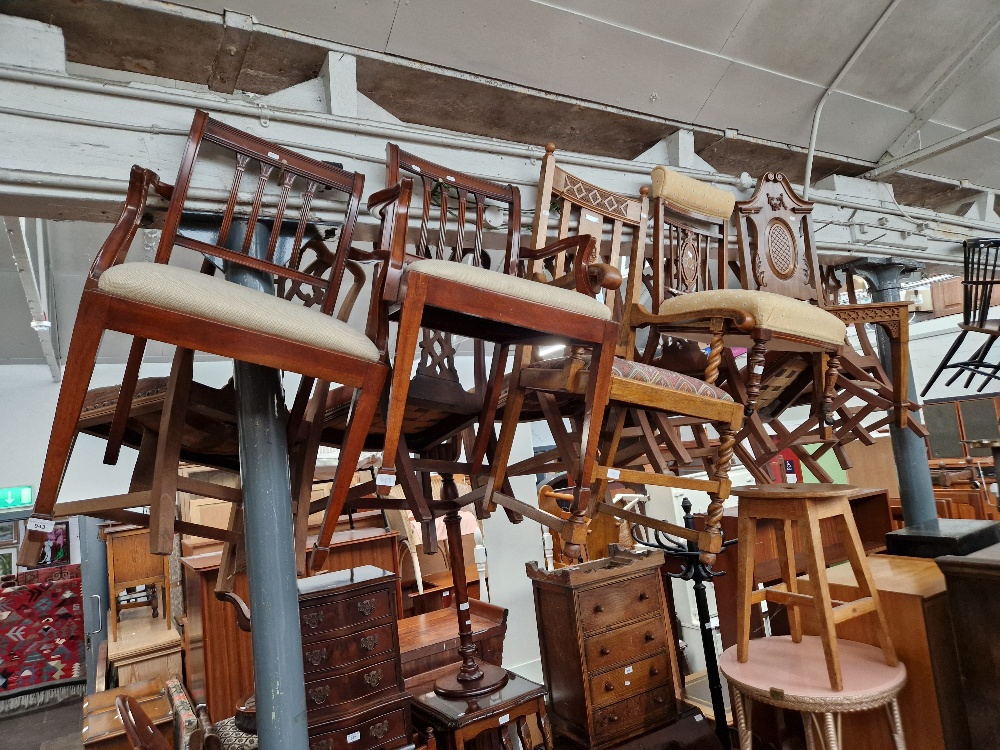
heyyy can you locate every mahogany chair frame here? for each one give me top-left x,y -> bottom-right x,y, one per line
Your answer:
20,110 -> 387,567
494,146 -> 743,562
116,695 -> 172,750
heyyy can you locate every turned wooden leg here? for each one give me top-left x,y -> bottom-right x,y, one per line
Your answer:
515,716 -> 531,750
700,424 -> 736,565
821,353 -> 842,430
744,333 -> 770,417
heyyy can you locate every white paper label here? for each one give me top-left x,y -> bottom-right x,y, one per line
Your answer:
753,364 -> 765,375
412,165 -> 421,173
624,680 -> 631,686
376,474 -> 395,487
584,213 -> 600,223
267,151 -> 279,159
465,620 -> 472,626
443,590 -> 451,597
459,602 -> 469,610
446,175 -> 455,182
624,666 -> 633,675
499,714 -> 510,725
27,517 -> 55,534
347,732 -> 361,743
694,715 -> 704,722
606,468 -> 620,480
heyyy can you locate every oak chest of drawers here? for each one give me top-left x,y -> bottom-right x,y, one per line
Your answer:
527,548 -> 682,750
298,566 -> 412,750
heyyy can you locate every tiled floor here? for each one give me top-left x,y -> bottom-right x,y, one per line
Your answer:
0,700 -> 82,750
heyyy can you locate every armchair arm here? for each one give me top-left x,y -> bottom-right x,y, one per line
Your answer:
88,165 -> 164,281
523,234 -> 610,296
367,178 -> 414,303
630,301 -> 756,333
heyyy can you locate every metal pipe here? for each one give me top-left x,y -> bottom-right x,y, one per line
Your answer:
802,0 -> 904,198
224,220 -> 310,750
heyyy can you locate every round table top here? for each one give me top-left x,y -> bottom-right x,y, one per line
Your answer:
731,483 -> 857,500
720,636 -> 906,712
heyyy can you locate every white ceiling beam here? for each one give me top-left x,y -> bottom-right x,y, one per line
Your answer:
864,115 -> 1000,180
1,217 -> 60,381
880,10 -> 1000,162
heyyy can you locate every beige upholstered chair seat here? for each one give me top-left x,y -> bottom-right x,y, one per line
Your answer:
657,288 -> 847,346
408,259 -> 612,320
98,262 -> 380,362
650,166 -> 736,220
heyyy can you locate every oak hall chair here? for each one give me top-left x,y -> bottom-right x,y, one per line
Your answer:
19,110 -> 387,567
370,144 -> 620,526
493,146 -> 744,563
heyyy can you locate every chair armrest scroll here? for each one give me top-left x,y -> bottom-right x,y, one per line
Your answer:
89,166 -> 164,280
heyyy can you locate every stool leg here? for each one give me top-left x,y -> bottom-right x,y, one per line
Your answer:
885,697 -> 906,750
516,717 -> 531,750
802,503 -> 842,691
731,689 -> 751,750
822,713 -> 840,750
536,706 -> 553,750
833,504 -> 898,667
736,511 -> 758,663
803,714 -> 816,750
500,723 -> 514,750
774,519 -> 801,642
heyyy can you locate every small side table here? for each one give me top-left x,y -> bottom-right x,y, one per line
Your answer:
720,636 -> 907,750
410,669 -> 552,750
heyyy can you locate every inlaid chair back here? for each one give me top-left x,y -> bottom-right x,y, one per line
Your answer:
154,111 -> 365,314
532,144 -> 646,323
733,171 -> 821,304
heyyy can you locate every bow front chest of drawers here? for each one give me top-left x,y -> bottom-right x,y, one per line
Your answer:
527,548 -> 682,750
298,566 -> 413,750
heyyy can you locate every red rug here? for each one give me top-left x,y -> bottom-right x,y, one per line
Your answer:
0,576 -> 85,696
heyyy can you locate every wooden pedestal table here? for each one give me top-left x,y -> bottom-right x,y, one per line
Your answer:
720,636 -> 907,750
410,668 -> 551,750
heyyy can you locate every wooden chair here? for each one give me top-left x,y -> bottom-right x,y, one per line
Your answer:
117,694 -> 172,750
19,110 -> 388,567
493,146 -> 744,564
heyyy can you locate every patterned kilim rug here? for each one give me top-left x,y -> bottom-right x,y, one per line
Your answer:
0,576 -> 85,717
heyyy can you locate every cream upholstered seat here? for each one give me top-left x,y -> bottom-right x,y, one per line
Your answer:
657,288 -> 847,346
98,262 -> 380,362
651,165 -> 736,220
408,259 -> 612,320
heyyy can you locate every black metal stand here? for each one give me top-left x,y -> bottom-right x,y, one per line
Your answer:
634,498 -> 735,750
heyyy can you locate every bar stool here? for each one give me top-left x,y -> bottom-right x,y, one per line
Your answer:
733,483 -> 897,690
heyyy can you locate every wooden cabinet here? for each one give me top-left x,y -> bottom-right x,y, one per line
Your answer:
527,547 -> 682,750
299,566 -> 412,750
180,551 -> 254,721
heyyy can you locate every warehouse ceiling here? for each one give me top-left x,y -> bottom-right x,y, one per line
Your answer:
4,0 -> 1000,207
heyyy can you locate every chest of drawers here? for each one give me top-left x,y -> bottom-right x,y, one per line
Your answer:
298,566 -> 412,750
527,547 -> 682,750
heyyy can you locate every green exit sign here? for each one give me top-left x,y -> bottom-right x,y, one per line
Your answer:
0,486 -> 32,509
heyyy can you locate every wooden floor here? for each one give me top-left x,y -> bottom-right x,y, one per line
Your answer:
0,699 -> 82,750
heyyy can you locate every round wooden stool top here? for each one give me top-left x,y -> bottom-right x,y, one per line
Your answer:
720,636 -> 906,712
732,483 -> 857,500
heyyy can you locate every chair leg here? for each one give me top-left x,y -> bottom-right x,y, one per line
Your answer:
744,332 -> 771,417
291,380 -> 329,575
802,502 -> 843,691
736,509 -> 757,664
701,424 -> 736,565
578,323 -> 620,519
378,278 -> 427,495
590,405 -> 628,509
149,347 -> 194,555
103,336 -> 148,465
775,519 -> 802,642
485,345 -> 531,510
833,501 -> 898,667
19,296 -> 108,567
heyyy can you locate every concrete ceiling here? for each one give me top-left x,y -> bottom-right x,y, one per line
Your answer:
4,0 -> 1000,203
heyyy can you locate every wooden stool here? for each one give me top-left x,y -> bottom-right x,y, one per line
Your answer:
721,636 -> 907,750
733,484 -> 897,690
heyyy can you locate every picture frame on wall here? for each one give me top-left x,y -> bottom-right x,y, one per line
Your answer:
0,520 -> 17,546
0,547 -> 16,577
36,521 -> 70,568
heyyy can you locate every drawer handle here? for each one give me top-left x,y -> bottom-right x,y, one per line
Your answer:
608,714 -> 619,723
593,604 -> 604,613
360,634 -> 379,652
308,685 -> 330,705
599,647 -> 610,656
358,598 -> 377,616
302,611 -> 324,629
654,696 -> 665,705
370,720 -> 389,739
363,669 -> 383,688
639,592 -> 649,602
645,632 -> 655,642
604,682 -> 614,692
304,648 -> 327,666
650,666 -> 659,676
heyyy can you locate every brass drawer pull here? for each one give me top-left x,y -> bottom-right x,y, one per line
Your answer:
308,685 -> 330,705
608,714 -> 619,723
370,720 -> 389,739
302,611 -> 324,629
304,648 -> 327,666
604,682 -> 614,692
650,666 -> 659,676
599,647 -> 610,656
593,604 -> 604,613
360,634 -> 379,652
358,598 -> 377,616
639,592 -> 649,602
363,669 -> 383,688
644,632 -> 655,642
